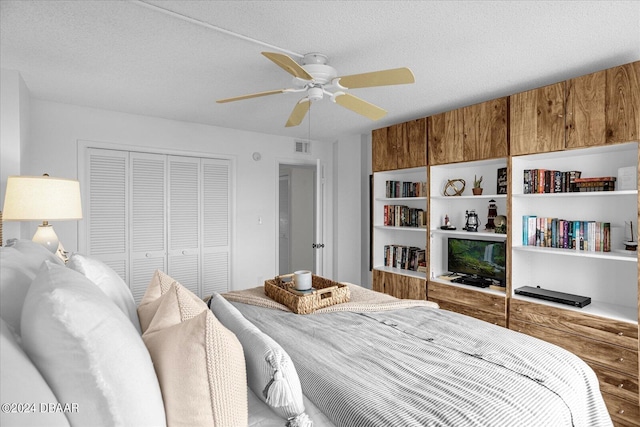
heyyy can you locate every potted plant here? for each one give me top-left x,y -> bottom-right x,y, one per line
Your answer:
472,175 -> 483,195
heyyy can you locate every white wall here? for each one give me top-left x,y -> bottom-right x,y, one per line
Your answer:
17,97 -> 338,290
0,70 -> 29,241
333,134 -> 364,285
1,68 -> 371,289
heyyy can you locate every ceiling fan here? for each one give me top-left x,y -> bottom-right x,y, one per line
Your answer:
217,52 -> 415,127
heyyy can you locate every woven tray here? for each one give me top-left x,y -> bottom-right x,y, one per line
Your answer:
264,274 -> 350,314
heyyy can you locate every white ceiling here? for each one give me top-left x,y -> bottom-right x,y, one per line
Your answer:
1,1 -> 639,142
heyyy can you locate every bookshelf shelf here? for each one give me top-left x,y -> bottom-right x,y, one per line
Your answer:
374,225 -> 427,232
511,294 -> 638,324
430,229 -> 507,240
512,245 -> 637,262
374,265 -> 426,279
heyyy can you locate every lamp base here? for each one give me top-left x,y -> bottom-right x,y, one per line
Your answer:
32,224 -> 59,254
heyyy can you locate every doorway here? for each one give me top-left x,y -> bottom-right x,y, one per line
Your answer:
278,163 -> 318,275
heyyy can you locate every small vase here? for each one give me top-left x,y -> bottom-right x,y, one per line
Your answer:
472,187 -> 483,195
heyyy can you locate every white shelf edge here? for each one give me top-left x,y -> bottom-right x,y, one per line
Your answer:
376,196 -> 428,202
429,277 -> 507,297
373,265 -> 426,279
431,229 -> 507,240
512,190 -> 637,198
511,294 -> 638,324
374,225 -> 428,232
430,194 -> 507,201
512,245 -> 638,262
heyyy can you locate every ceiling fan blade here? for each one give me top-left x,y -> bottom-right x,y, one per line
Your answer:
262,52 -> 314,81
216,89 -> 286,103
336,67 -> 415,89
285,99 -> 311,127
334,93 -> 387,121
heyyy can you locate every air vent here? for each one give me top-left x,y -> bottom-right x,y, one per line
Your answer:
294,140 -> 311,154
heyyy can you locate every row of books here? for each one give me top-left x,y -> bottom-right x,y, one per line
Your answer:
523,169 -> 582,194
385,180 -> 427,198
383,205 -> 426,228
383,245 -> 426,271
522,215 -> 611,252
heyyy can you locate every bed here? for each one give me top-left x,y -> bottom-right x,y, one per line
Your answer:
221,284 -> 613,427
1,240 -> 612,427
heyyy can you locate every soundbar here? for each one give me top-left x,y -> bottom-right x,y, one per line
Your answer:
515,286 -> 591,308
451,276 -> 491,288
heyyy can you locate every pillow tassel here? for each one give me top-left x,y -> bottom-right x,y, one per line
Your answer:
263,369 -> 292,407
287,412 -> 313,427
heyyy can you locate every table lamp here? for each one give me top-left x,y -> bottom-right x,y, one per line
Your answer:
2,175 -> 83,253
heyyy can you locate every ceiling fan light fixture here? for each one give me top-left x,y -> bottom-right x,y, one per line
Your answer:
308,87 -> 324,102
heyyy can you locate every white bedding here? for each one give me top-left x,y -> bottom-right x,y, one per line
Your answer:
231,285 -> 612,427
248,388 -> 335,427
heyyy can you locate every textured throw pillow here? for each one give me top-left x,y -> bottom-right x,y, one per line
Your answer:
209,293 -> 311,426
0,241 -> 63,335
20,261 -> 166,427
0,318 -> 70,427
137,269 -> 179,333
142,281 -> 248,427
67,253 -> 141,334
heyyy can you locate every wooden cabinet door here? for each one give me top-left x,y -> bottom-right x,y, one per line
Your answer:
510,82 -> 566,155
566,69 -> 607,148
605,61 -> 640,145
373,269 -> 426,299
372,127 -> 397,172
463,97 -> 508,161
397,118 -> 427,169
428,109 -> 464,165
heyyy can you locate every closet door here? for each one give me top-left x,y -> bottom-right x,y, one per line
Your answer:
167,156 -> 201,296
201,158 -> 231,295
129,152 -> 167,302
83,148 -> 129,281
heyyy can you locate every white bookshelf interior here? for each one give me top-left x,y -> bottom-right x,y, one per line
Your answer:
510,141 -> 639,323
373,166 -> 427,278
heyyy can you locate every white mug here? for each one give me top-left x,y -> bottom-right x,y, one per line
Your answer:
294,270 -> 312,290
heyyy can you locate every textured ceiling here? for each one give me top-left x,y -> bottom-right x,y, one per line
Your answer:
1,1 -> 639,142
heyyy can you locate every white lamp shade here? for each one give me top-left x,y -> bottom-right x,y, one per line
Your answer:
2,175 -> 83,221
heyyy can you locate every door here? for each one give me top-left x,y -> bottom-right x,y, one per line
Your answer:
278,161 -> 323,276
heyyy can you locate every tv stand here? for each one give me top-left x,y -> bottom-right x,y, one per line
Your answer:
451,275 -> 491,288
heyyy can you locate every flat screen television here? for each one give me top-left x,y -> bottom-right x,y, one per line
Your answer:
447,237 -> 506,286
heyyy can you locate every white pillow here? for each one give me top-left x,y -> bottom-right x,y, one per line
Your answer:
20,261 -> 166,427
0,318 -> 70,427
67,253 -> 141,333
209,293 -> 311,426
143,281 -> 248,426
0,241 -> 62,335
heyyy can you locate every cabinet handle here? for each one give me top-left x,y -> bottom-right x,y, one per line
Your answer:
618,357 -> 624,363
182,250 -> 187,255
145,253 -> 151,258
617,409 -> 625,415
558,114 -> 563,118
517,308 -> 522,312
617,332 -> 624,336
618,383 -> 624,389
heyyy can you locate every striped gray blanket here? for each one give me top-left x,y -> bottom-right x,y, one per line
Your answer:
229,287 -> 612,427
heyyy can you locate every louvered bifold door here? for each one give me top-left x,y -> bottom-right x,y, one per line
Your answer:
201,158 -> 231,295
167,156 -> 201,297
130,152 -> 167,303
84,148 -> 129,282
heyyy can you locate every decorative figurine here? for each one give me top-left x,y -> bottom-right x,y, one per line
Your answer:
485,199 -> 497,231
444,179 -> 465,196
